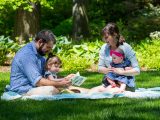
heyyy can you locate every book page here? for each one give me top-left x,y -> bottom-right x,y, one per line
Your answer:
71,72 -> 86,86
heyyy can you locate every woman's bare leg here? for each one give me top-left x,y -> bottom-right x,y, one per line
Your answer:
116,82 -> 126,93
88,85 -> 122,94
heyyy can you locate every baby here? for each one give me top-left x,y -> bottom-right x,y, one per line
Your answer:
102,47 -> 134,92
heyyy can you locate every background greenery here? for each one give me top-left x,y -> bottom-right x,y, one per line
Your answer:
0,35 -> 160,71
0,0 -> 160,70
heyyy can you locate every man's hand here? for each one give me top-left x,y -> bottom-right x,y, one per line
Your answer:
59,78 -> 71,88
65,74 -> 75,80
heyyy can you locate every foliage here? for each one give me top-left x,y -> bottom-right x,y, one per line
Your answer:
0,36 -> 24,65
1,33 -> 160,71
59,55 -> 92,72
0,0 -> 55,37
53,36 -> 72,54
116,19 -> 130,41
0,0 -> 159,42
41,0 -> 72,36
53,37 -> 103,71
89,19 -> 106,39
54,36 -> 160,71
0,5 -> 15,36
53,18 -> 72,36
0,0 -> 54,11
127,3 -> 160,41
135,38 -> 160,70
150,31 -> 160,40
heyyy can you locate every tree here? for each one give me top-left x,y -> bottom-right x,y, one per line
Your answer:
13,2 -> 40,44
72,0 -> 90,41
0,0 -> 53,44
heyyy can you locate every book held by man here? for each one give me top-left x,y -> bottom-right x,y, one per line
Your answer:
71,72 -> 86,86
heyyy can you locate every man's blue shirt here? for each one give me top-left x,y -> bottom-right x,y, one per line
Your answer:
8,41 -> 46,94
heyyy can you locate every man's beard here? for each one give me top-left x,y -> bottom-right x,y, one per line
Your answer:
37,44 -> 46,56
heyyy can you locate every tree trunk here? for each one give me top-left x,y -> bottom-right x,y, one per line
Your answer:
13,2 -> 40,44
72,0 -> 89,41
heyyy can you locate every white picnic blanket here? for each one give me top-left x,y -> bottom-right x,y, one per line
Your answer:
1,87 -> 160,101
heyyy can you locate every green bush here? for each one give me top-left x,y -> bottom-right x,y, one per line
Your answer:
135,38 -> 160,70
59,55 -> 92,71
0,36 -> 24,65
53,36 -> 72,54
89,19 -> 106,39
53,18 -> 72,36
1,33 -> 160,71
55,36 -> 160,71
127,4 -> 160,41
55,39 -> 103,71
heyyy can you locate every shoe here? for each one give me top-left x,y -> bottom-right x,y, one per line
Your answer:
60,89 -> 74,94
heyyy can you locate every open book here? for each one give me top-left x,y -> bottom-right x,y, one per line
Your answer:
70,72 -> 86,86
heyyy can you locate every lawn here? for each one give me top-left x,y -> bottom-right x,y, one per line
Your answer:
0,71 -> 160,120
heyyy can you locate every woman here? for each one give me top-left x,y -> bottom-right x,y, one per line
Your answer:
89,22 -> 140,93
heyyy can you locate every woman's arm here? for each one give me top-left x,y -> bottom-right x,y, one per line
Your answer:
98,67 -> 113,74
116,43 -> 140,76
112,67 -> 139,76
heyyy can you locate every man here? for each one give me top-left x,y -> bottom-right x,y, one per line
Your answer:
7,30 -> 71,95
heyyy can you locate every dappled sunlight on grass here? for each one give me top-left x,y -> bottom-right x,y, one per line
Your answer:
136,71 -> 160,88
0,71 -> 160,119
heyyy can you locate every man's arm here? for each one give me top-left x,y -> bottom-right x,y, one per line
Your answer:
36,77 -> 71,88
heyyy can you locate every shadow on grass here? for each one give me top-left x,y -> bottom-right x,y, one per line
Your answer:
0,70 -> 160,119
136,71 -> 160,88
0,98 -> 160,120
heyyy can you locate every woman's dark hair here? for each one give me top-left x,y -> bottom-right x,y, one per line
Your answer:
35,30 -> 56,44
102,23 -> 125,46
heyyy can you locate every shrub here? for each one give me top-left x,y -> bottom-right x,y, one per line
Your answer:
0,36 -> 23,65
59,55 -> 92,72
135,38 -> 160,70
53,37 -> 103,71
127,4 -> 160,41
53,18 -> 72,36
150,31 -> 160,40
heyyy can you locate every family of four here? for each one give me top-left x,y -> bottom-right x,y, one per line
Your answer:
6,22 -> 140,95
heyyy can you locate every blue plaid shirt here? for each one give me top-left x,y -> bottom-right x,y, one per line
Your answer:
8,41 -> 46,94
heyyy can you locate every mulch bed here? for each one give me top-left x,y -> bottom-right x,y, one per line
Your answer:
0,66 -> 11,72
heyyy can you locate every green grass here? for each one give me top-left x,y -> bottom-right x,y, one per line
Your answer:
0,71 -> 160,120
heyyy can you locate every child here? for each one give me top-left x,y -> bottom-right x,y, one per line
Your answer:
45,53 -> 62,81
44,53 -> 89,93
102,47 -> 134,92
44,53 -> 75,93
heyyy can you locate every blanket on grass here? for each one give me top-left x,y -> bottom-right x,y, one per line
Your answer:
1,87 -> 160,101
